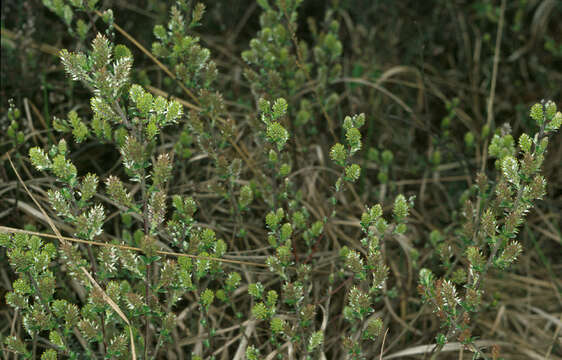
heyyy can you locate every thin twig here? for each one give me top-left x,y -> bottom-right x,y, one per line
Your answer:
479,0 -> 506,174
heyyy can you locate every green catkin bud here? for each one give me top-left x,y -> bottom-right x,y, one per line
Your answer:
544,100 -> 556,120
270,317 -> 285,334
529,103 -> 544,125
239,185 -> 254,209
248,283 -> 264,298
280,223 -> 292,241
464,131 -> 475,148
308,331 -> 324,351
345,127 -> 362,153
393,194 -> 409,220
266,122 -> 289,150
501,156 -> 519,186
364,318 -> 383,340
381,150 -> 393,165
80,173 -> 98,201
279,163 -> 291,177
345,164 -> 361,182
29,147 -> 52,170
518,133 -> 532,153
272,98 -> 288,119
330,143 -> 346,165
200,289 -> 214,310
246,345 -> 260,360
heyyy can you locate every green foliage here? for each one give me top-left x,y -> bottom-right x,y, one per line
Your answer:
418,99 -> 560,353
151,3 -> 216,90
1,1 -> 560,359
330,113 -> 365,190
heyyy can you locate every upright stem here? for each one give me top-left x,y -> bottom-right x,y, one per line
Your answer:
138,125 -> 151,359
27,273 -> 71,357
282,6 -> 337,142
144,262 -> 151,359
32,332 -> 37,360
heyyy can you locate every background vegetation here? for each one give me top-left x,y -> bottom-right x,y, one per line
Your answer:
1,0 -> 561,359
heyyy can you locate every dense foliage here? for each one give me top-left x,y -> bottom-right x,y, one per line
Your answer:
1,0 -> 561,359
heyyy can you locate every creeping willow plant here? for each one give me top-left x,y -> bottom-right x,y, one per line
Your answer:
419,100 -> 561,357
0,0 -> 561,359
6,29 -> 236,359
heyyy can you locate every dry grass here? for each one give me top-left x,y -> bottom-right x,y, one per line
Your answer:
1,0 -> 561,358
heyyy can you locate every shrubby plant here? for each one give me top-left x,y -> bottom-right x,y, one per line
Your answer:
418,100 -> 561,357
4,27 -> 235,359
0,1 -> 560,359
